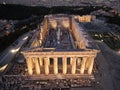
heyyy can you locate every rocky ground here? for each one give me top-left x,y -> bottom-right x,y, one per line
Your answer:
96,41 -> 120,90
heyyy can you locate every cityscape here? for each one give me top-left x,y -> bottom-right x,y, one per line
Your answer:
0,1 -> 120,90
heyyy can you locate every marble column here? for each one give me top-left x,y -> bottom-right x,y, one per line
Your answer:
34,58 -> 40,75
70,57 -> 73,65
77,57 -> 81,65
39,40 -> 42,45
85,58 -> 90,70
80,57 -> 87,74
44,57 -> 49,75
26,57 -> 33,75
63,57 -> 67,74
71,57 -> 76,74
88,57 -> 94,75
54,57 -> 58,74
40,32 -> 43,40
39,57 -> 43,66
48,57 -> 50,66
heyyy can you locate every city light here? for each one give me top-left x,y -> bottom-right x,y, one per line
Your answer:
23,36 -> 28,40
95,34 -> 98,36
101,39 -> 103,42
0,64 -> 8,71
11,47 -> 20,53
118,50 -> 120,54
3,2 -> 6,5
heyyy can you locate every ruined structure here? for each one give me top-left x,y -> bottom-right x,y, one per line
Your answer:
22,14 -> 99,76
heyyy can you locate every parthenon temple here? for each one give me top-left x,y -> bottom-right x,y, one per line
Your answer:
22,14 -> 99,76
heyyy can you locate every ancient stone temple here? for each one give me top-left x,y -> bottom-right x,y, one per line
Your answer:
22,14 -> 99,76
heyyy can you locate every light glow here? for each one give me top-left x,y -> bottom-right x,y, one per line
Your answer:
11,47 -> 20,53
101,39 -> 103,42
118,50 -> 120,53
0,64 -> 8,71
23,36 -> 28,40
95,34 -> 98,36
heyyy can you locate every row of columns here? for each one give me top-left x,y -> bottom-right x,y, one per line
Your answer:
26,56 -> 95,75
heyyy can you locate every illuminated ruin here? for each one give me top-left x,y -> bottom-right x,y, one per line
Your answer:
22,14 -> 99,76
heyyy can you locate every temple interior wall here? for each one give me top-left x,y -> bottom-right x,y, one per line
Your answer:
71,18 -> 86,49
74,15 -> 92,22
49,18 -> 70,29
30,15 -> 90,48
30,18 -> 49,47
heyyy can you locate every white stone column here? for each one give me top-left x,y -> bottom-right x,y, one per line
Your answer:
71,57 -> 76,74
39,40 -> 42,45
77,58 -> 81,65
26,57 -> 33,75
70,57 -> 73,65
88,57 -> 94,75
54,57 -> 58,74
63,57 -> 67,74
44,57 -> 49,75
34,58 -> 40,75
39,57 -> 43,66
85,58 -> 90,70
40,32 -> 43,40
48,57 -> 50,66
80,57 -> 87,74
